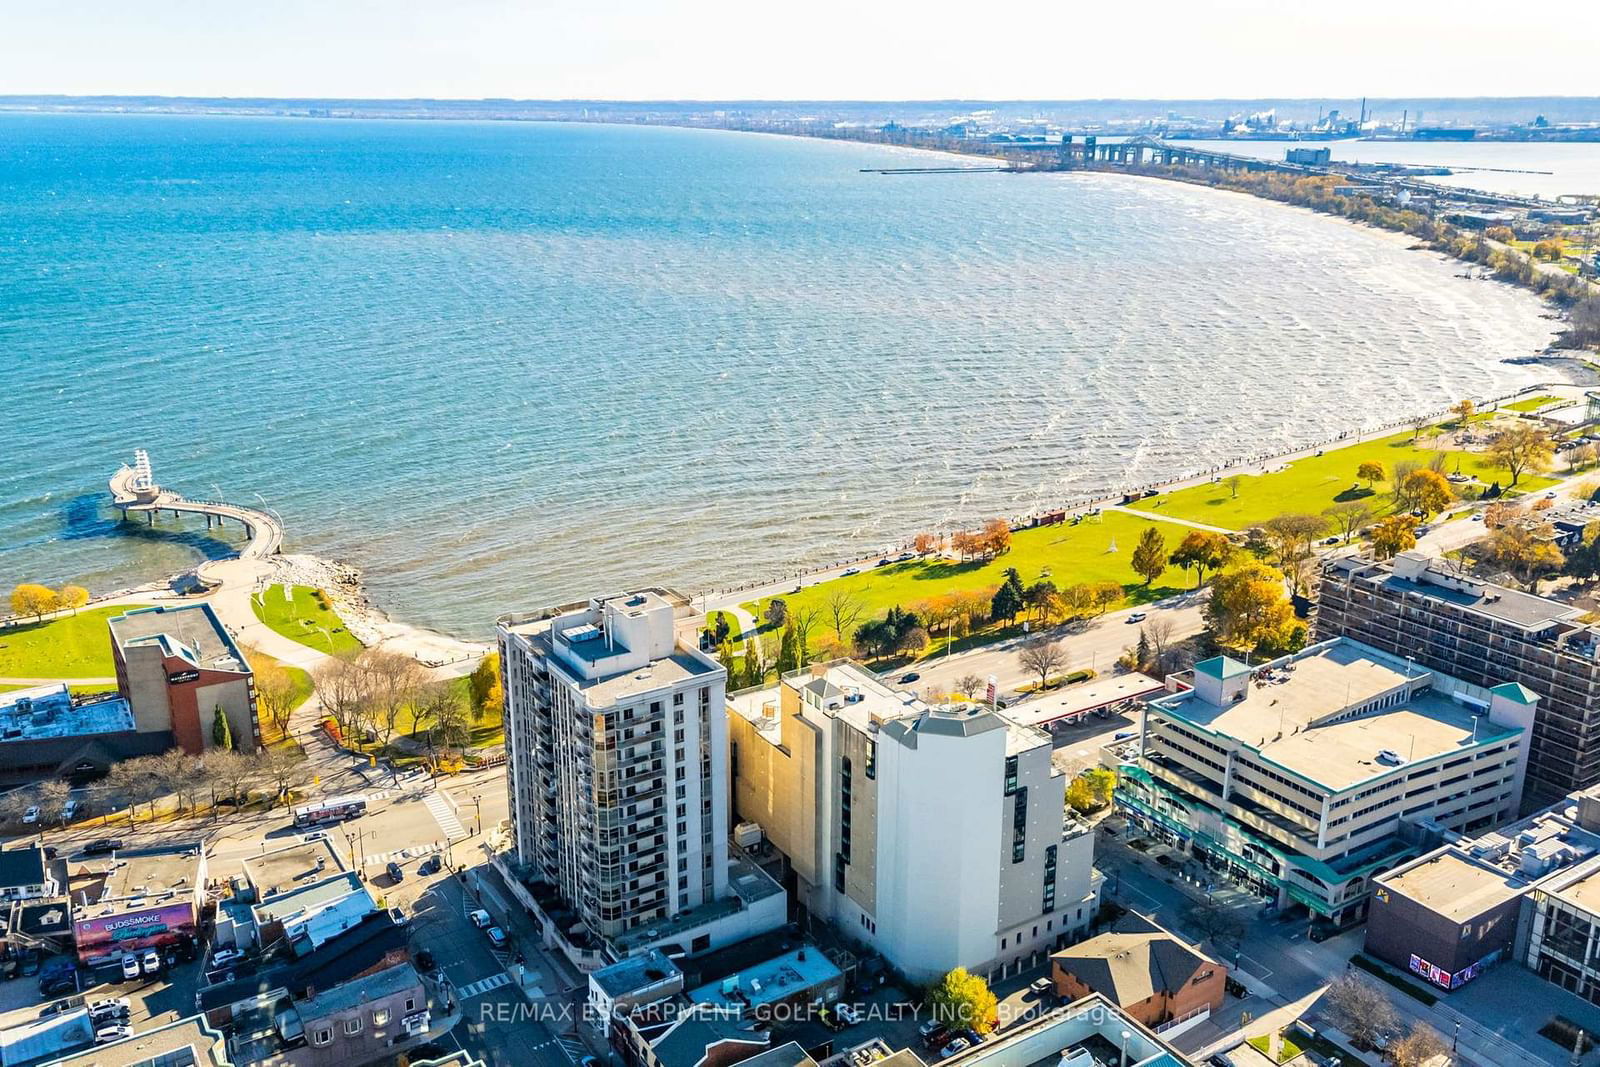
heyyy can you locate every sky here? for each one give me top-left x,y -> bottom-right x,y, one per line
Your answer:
7,0 -> 1600,101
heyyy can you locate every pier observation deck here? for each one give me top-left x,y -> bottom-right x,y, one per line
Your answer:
109,449 -> 283,560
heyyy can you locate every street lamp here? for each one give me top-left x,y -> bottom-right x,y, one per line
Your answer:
1453,1019 -> 1460,1053
472,795 -> 483,837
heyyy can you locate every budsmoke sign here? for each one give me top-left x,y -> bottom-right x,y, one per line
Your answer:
74,903 -> 194,953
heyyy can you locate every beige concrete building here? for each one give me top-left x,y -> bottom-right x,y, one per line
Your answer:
727,660 -> 1100,983
1115,637 -> 1537,926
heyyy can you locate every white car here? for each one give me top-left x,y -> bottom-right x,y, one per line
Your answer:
61,800 -> 80,820
212,948 -> 244,967
88,997 -> 130,1020
94,1025 -> 133,1045
22,806 -> 40,824
485,926 -> 507,949
140,949 -> 161,975
469,909 -> 492,929
120,955 -> 141,981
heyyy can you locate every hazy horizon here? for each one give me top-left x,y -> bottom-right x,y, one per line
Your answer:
8,1 -> 1599,101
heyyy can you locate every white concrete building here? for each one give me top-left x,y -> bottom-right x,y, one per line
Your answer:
728,661 -> 1101,983
499,590 -> 733,949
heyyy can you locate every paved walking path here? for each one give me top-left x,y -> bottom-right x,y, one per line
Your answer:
1109,505 -> 1235,534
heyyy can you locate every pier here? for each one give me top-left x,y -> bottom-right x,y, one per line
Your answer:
109,449 -> 284,560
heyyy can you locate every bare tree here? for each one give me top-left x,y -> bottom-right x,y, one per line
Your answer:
257,747 -> 311,806
156,749 -> 208,813
362,649 -> 427,749
247,645 -> 302,742
108,757 -> 165,819
312,652 -> 374,743
1324,500 -> 1376,544
206,749 -> 263,811
1018,637 -> 1067,690
0,788 -> 33,825
1142,616 -> 1176,676
1321,973 -> 1401,1051
35,780 -> 70,826
955,673 -> 984,699
1390,1023 -> 1449,1067
1183,899 -> 1243,946
791,605 -> 825,666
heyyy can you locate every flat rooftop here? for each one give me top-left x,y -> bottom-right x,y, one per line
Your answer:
43,1014 -> 227,1067
1382,849 -> 1528,922
1002,672 -> 1164,729
688,946 -> 843,1010
786,661 -> 926,737
581,650 -> 717,707
0,685 -> 134,743
611,851 -> 783,954
74,845 -> 203,920
108,604 -> 248,674
1152,641 -> 1513,791
1553,865 -> 1600,916
1330,555 -> 1584,632
239,839 -> 344,893
728,685 -> 783,744
253,872 -> 367,925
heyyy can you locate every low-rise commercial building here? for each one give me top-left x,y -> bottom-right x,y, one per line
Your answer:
0,684 -> 166,785
942,993 -> 1194,1067
41,1014 -> 232,1067
1048,917 -> 1225,1035
1115,638 -> 1535,925
687,945 -> 845,1024
70,843 -> 207,966
110,604 -> 260,755
587,949 -> 685,1029
0,848 -> 56,903
727,661 -> 1100,983
1316,551 -> 1600,804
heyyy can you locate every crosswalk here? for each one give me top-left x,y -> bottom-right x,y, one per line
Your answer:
362,845 -> 429,868
425,791 -> 468,840
456,972 -> 513,999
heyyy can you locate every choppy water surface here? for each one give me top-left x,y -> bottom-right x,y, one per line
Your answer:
0,115 -> 1559,635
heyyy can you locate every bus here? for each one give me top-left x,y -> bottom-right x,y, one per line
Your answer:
292,795 -> 368,828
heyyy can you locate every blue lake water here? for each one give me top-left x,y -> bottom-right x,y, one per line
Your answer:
0,115 -> 1562,636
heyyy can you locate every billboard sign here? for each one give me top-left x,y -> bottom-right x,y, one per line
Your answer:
74,903 -> 195,959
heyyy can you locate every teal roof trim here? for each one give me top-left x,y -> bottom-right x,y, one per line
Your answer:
1194,656 -> 1250,680
1490,682 -> 1539,705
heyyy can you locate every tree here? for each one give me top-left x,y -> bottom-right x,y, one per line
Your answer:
1533,238 -> 1566,262
791,605 -> 823,666
1224,474 -> 1242,499
1169,530 -> 1233,588
246,647 -> 300,742
57,585 -> 90,615
1400,468 -> 1454,518
1090,581 -> 1122,616
10,583 -> 57,620
1323,500 -> 1375,544
109,757 -> 165,819
1487,425 -> 1554,487
205,749 -> 261,811
1410,414 -> 1430,440
981,518 -> 1013,558
710,612 -> 733,645
1370,515 -> 1420,560
764,598 -> 789,630
1260,514 -> 1327,596
258,746 -> 311,805
467,652 -> 501,716
1204,561 -> 1295,654
363,648 -> 427,749
1483,521 -> 1566,593
312,652 -> 375,743
1184,899 -> 1244,945
1485,224 -> 1515,242
1390,1023 -> 1449,1067
1130,527 -> 1168,587
1451,398 -> 1475,424
1066,768 -> 1117,812
990,568 -> 1025,624
912,532 -> 941,558
1573,443 -> 1598,472
34,780 -> 70,826
1483,501 -> 1521,529
777,623 -> 801,673
1320,973 -> 1401,1052
926,968 -> 999,1036
1566,528 -> 1600,582
1142,616 -> 1177,676
824,588 -> 867,643
1018,637 -> 1067,690
156,749 -> 207,813
1391,459 -> 1421,507
955,674 -> 984,699
1356,460 -> 1385,489
1023,580 -> 1059,622
212,704 -> 233,750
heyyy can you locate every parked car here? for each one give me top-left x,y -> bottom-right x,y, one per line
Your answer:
82,838 -> 122,856
1113,730 -> 1137,741
141,949 -> 161,976
120,956 -> 141,981
1471,512 -> 1484,521
1029,977 -> 1053,996
94,1025 -> 133,1045
21,806 -> 40,824
415,949 -> 437,973
419,854 -> 441,876
899,672 -> 921,684
834,1003 -> 861,1026
1126,612 -> 1147,624
876,558 -> 892,567
39,973 -> 76,997
212,948 -> 244,967
485,926 -> 508,949
939,1039 -> 972,1059
61,800 -> 80,821
386,861 -> 404,883
1322,535 -> 1339,545
842,567 -> 860,577
39,998 -> 81,1018
88,997 -> 130,1019
470,909 -> 492,929
896,552 -> 916,561
918,1020 -> 947,1041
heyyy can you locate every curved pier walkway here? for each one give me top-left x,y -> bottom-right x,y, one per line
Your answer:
109,450 -> 283,560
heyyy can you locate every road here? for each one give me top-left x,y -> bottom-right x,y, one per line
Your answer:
893,592 -> 1207,702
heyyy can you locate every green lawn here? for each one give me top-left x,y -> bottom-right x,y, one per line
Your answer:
374,676 -> 505,752
1504,393 -> 1562,413
1153,431 -> 1556,531
744,510 -> 1195,636
0,603 -> 150,678
1247,1033 -> 1305,1064
251,584 -> 364,656
0,682 -> 119,696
